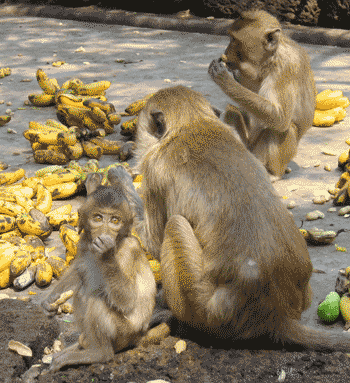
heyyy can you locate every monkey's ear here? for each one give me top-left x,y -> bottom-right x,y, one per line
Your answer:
149,109 -> 166,138
85,172 -> 103,195
264,28 -> 280,52
211,106 -> 222,118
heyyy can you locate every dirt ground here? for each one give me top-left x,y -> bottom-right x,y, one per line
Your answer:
1,6 -> 350,383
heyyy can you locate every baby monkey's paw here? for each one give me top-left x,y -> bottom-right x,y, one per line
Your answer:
92,234 -> 115,254
208,58 -> 232,84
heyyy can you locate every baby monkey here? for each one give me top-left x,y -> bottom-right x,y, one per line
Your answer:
42,167 -> 163,372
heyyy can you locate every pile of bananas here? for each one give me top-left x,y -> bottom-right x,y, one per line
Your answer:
119,93 -> 154,136
23,118 -> 133,164
313,90 -> 350,127
0,67 -> 11,78
327,150 -> 350,205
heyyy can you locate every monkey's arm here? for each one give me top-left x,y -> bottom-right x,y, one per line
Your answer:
208,59 -> 293,133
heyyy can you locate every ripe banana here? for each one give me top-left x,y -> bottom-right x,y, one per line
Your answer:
0,200 -> 25,216
59,224 -> 79,256
90,137 -> 123,154
16,208 -> 52,239
34,150 -> 69,165
35,260 -> 53,286
89,106 -> 108,123
125,93 -> 154,115
47,182 -> 78,200
28,93 -> 56,107
29,121 -> 65,134
82,141 -> 103,159
34,183 -> 52,214
83,99 -> 115,114
41,171 -> 78,186
46,255 -> 67,278
75,81 -> 111,96
15,193 -> 35,212
0,168 -> 25,185
120,117 -> 138,136
0,214 -> 16,233
56,93 -> 90,110
36,69 -> 60,95
10,251 -> 32,277
0,67 -> 11,78
45,119 -> 69,132
107,113 -> 122,125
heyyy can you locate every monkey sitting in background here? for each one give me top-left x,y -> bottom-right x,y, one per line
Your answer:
209,10 -> 316,181
42,167 -> 167,373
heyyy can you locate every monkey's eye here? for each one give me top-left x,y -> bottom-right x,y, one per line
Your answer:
93,214 -> 103,222
111,217 -> 120,225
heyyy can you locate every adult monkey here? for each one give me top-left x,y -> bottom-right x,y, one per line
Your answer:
134,85 -> 350,351
208,10 -> 316,181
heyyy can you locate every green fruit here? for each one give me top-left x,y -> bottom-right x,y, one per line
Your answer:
317,291 -> 340,322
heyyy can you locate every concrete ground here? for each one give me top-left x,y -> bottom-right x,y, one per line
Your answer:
0,8 -> 350,339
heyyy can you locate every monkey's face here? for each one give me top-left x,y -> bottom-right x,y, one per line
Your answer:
225,25 -> 280,81
88,209 -> 124,241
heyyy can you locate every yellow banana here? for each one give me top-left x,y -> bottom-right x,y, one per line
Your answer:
34,183 -> 52,214
125,93 -> 154,115
90,137 -> 122,154
57,93 -> 90,110
16,208 -> 52,239
15,193 -> 34,212
89,106 -> 108,123
46,255 -> 67,278
0,168 -> 25,185
149,259 -> 161,283
0,67 -> 11,78
0,214 -> 16,233
82,141 -> 103,159
0,228 -> 22,241
41,171 -> 78,186
36,69 -> 60,95
29,121 -> 64,134
75,81 -> 111,96
28,93 -> 56,107
47,182 -> 78,200
47,204 -> 73,228
0,241 -> 18,273
66,142 -> 84,160
57,132 -> 77,146
0,201 -> 26,217
107,113 -> 122,125
83,99 -> 115,114
45,119 -> 69,132
22,176 -> 41,191
59,224 -> 80,256
120,117 -> 138,135
10,251 -> 32,277
33,150 -> 69,165
35,260 -> 53,286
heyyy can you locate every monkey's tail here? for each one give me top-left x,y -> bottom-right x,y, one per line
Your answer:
279,317 -> 350,352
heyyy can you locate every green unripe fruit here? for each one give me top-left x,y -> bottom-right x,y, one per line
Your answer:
317,291 -> 340,322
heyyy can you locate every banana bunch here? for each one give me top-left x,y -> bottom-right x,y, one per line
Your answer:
28,68 -> 112,108
120,93 -> 154,136
23,117 -> 126,164
0,67 -> 11,78
330,159 -> 350,205
0,235 -> 55,289
56,91 -> 121,135
313,90 -> 350,127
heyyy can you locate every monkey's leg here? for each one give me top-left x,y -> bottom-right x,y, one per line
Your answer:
160,214 -> 206,324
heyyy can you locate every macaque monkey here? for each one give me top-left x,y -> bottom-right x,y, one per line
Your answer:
42,167 -> 167,372
208,10 -> 316,180
134,85 -> 350,351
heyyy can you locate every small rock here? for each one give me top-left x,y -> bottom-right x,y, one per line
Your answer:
285,167 -> 292,173
306,210 -> 325,221
164,79 -> 172,83
24,100 -> 30,106
338,206 -> 350,216
75,46 -> 86,52
5,108 -> 12,114
20,78 -> 32,82
207,16 -> 215,19
52,340 -> 62,353
0,100 -> 4,104
83,62 -> 90,65
7,129 -> 17,134
324,164 -> 331,171
42,355 -> 52,364
53,53 -> 57,57
313,196 -> 327,204
0,293 -> 10,300
328,207 -> 337,212
8,340 -> 33,357
302,165 -> 310,169
314,162 -> 321,167
6,101 -> 12,106
174,340 -> 186,354
344,214 -> 350,218
287,201 -> 296,209
43,347 -> 51,355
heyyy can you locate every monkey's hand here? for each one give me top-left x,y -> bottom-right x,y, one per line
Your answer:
208,59 -> 236,87
92,234 -> 115,254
